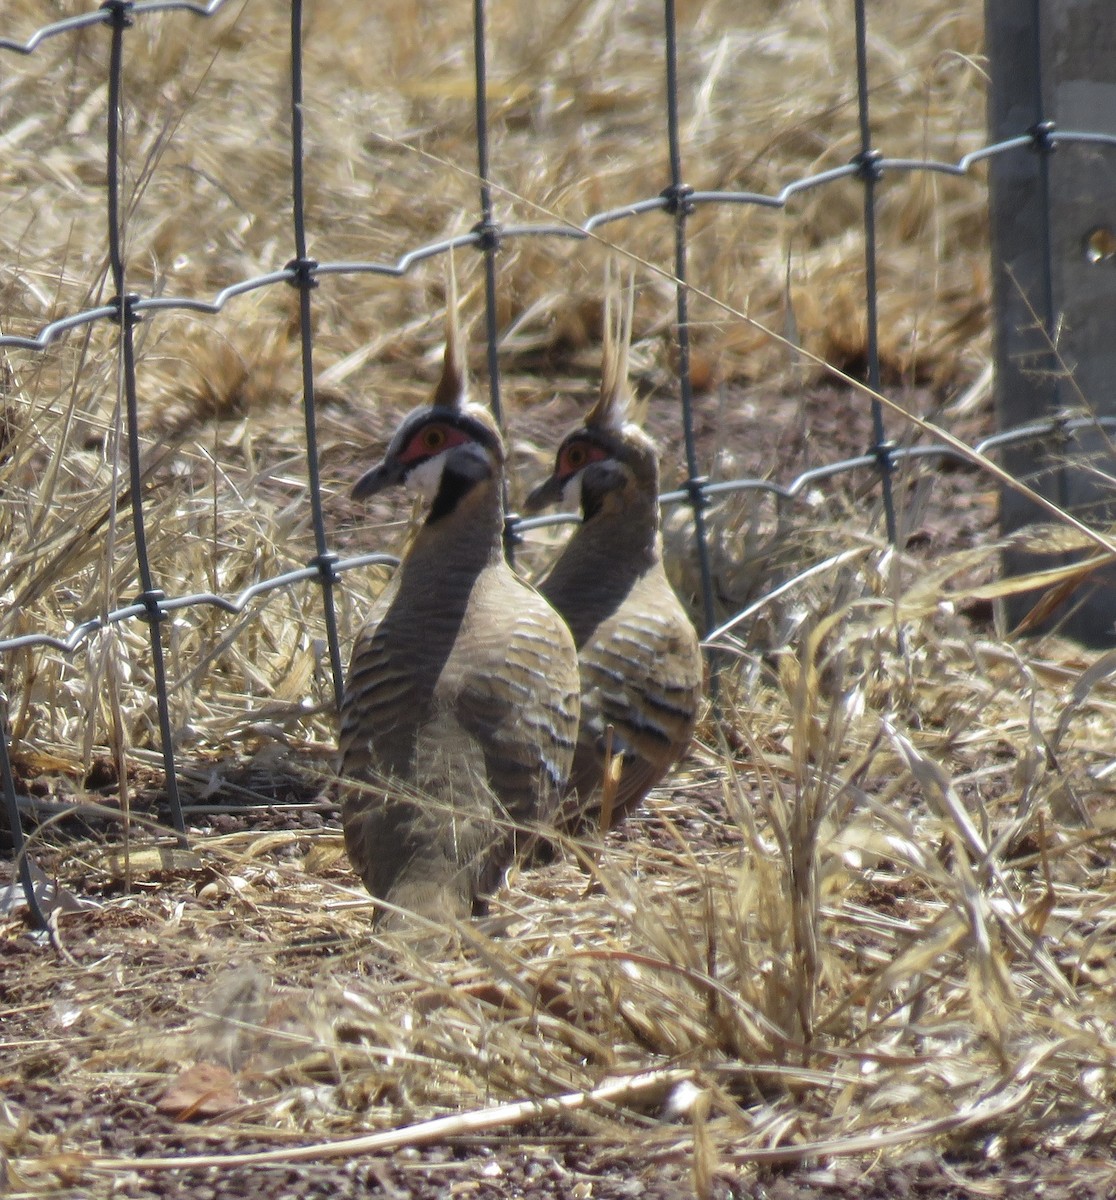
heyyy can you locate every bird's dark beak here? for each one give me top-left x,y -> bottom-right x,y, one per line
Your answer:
352,457 -> 405,500
523,473 -> 564,513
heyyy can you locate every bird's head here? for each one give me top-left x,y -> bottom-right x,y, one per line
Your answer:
524,422 -> 657,521
353,261 -> 505,522
352,403 -> 504,518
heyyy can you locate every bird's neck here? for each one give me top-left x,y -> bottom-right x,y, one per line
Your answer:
399,474 -> 505,604
580,491 -> 659,559
541,502 -> 660,646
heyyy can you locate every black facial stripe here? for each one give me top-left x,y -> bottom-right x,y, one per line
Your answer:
427,442 -> 494,522
578,459 -> 628,521
580,486 -> 605,522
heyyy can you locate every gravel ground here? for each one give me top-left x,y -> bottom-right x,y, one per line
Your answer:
4,1064 -> 1116,1200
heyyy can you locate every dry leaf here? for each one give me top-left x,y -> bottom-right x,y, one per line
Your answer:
96,846 -> 205,878
155,1063 -> 241,1121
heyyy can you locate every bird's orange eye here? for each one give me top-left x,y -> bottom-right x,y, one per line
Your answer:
563,443 -> 589,470
399,421 -> 471,464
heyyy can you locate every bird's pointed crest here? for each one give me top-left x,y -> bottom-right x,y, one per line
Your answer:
585,261 -> 635,432
432,252 -> 466,412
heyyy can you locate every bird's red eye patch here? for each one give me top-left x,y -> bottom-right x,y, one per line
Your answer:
558,439 -> 608,477
399,423 -> 470,464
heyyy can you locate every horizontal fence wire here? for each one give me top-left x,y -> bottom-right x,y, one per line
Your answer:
1,0 -> 1110,929
0,416 -> 1111,661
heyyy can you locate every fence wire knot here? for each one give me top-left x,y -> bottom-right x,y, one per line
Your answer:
660,183 -> 695,216
98,0 -> 134,28
284,257 -> 319,290
134,589 -> 166,623
309,552 -> 339,584
682,475 -> 710,512
1050,411 -> 1073,448
853,148 -> 884,182
871,438 -> 897,472
1029,120 -> 1057,154
108,293 -> 141,328
470,218 -> 501,253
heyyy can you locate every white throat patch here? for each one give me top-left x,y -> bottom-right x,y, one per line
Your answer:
559,471 -> 584,514
406,453 -> 449,505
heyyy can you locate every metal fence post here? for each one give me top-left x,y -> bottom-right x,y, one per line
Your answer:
986,0 -> 1116,644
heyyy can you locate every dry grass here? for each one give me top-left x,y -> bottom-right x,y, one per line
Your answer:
4,0 -> 1116,1195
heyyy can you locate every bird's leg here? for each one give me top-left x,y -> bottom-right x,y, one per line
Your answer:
598,723 -> 623,836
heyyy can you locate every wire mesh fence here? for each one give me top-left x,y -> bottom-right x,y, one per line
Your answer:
1,0 -> 1112,929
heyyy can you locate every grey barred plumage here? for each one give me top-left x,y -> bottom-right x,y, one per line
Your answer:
525,270 -> 703,832
338,268 -> 580,929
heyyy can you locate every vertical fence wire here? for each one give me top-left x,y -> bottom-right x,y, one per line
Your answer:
662,0 -> 717,639
0,701 -> 46,929
1026,0 -> 1066,509
289,0 -> 344,709
472,0 -> 504,433
852,0 -> 897,544
471,0 -> 517,564
105,0 -> 186,839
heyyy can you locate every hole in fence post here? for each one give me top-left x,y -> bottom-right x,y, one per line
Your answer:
1084,227 -> 1116,265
